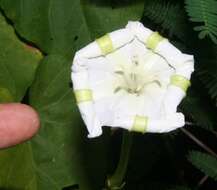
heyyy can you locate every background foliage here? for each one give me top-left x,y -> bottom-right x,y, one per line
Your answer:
0,0 -> 216,190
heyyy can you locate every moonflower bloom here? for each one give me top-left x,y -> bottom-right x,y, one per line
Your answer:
71,21 -> 194,138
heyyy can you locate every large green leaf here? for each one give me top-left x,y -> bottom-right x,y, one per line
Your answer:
0,11 -> 41,190
81,0 -> 145,38
0,143 -> 37,190
0,37 -> 104,190
0,0 -> 90,55
0,12 -> 42,102
0,0 -> 145,189
0,0 -> 144,54
29,54 -> 108,190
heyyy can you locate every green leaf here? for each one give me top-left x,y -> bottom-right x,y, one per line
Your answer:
0,0 -> 145,189
185,0 -> 217,44
0,12 -> 42,102
188,151 -> 217,181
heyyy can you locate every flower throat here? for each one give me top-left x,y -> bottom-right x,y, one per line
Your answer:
114,55 -> 161,96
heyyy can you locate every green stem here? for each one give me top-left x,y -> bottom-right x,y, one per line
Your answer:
107,131 -> 133,190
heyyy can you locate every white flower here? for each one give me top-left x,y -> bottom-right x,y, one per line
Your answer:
71,21 -> 194,138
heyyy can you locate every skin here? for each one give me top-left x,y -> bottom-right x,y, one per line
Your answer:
0,103 -> 40,149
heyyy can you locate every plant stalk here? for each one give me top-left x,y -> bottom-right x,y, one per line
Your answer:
181,128 -> 217,158
182,126 -> 217,188
198,175 -> 209,187
107,131 -> 133,190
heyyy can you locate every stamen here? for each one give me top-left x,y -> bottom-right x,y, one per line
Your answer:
115,71 -> 124,75
113,54 -> 162,95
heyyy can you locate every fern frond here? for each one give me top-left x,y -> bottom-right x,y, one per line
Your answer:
185,0 -> 217,44
143,0 -> 188,40
188,151 -> 217,181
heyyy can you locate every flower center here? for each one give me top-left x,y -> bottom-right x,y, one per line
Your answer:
114,55 -> 161,96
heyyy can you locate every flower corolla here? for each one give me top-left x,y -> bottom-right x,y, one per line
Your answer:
71,22 -> 194,138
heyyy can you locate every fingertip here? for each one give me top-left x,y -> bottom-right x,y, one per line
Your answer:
0,103 -> 40,149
